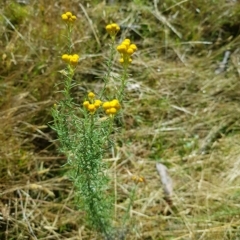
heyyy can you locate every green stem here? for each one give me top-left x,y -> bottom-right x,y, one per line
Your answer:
67,24 -> 73,54
63,65 -> 75,103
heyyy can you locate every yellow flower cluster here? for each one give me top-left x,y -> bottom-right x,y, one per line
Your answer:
83,93 -> 121,116
117,39 -> 137,66
83,92 -> 102,114
62,54 -> 80,66
132,175 -> 145,183
105,23 -> 120,38
102,99 -> 121,116
61,12 -> 77,23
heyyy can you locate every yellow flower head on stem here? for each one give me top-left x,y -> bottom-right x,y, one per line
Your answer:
94,99 -> 102,108
83,93 -> 102,114
83,101 -> 90,108
110,99 -> 121,110
88,92 -> 95,99
117,39 -> 137,67
116,45 -> 127,54
62,54 -> 70,63
122,39 -> 131,48
129,44 -> 137,51
102,101 -> 111,110
66,12 -> 72,17
109,108 -> 117,114
103,99 -> 121,117
61,14 -> 68,21
69,54 -> 79,66
61,11 -> 77,23
61,54 -> 80,66
88,104 -> 96,114
106,23 -> 120,40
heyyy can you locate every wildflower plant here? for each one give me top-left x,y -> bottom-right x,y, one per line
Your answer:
52,12 -> 138,239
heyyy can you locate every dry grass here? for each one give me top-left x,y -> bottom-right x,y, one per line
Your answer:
1,0 -> 240,239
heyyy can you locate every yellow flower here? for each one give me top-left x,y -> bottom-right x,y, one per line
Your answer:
106,25 -> 112,31
69,54 -> 79,65
132,175 -> 145,183
110,99 -> 121,110
128,58 -> 133,64
61,14 -> 68,21
129,44 -> 137,51
111,23 -> 120,31
88,104 -> 96,114
122,39 -> 131,48
127,48 -> 134,55
66,12 -> 72,17
117,45 -> 127,54
71,15 -> 77,21
83,93 -> 102,114
94,99 -> 102,108
83,101 -> 90,108
61,12 -> 77,23
102,99 -> 121,116
106,23 -> 120,39
102,101 -> 111,110
117,39 -> 137,67
108,107 -> 117,115
61,54 -> 79,66
123,38 -> 130,43
62,54 -> 70,62
119,57 -> 132,65
88,92 -> 95,99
